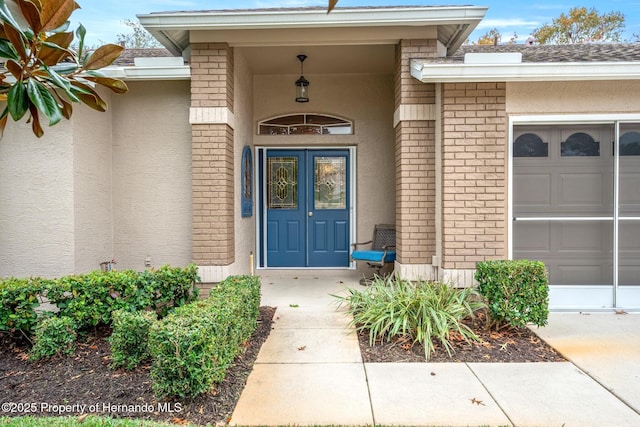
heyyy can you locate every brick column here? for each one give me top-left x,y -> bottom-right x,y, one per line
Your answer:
440,82 -> 507,286
394,39 -> 438,280
190,43 -> 235,278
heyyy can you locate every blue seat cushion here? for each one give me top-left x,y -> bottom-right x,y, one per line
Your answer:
351,250 -> 396,263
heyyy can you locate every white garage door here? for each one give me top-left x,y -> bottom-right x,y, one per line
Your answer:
513,123 -> 640,309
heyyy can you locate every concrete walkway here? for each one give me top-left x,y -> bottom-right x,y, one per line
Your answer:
231,274 -> 640,426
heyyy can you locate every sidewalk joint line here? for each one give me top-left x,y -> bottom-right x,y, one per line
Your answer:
465,362 -> 516,427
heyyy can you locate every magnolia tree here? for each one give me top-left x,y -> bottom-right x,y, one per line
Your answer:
0,0 -> 128,138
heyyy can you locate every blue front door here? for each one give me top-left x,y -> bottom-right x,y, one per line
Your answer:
264,149 -> 350,267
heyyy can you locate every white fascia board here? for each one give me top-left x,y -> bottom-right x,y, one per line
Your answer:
411,60 -> 640,82
102,65 -> 190,81
137,6 -> 487,30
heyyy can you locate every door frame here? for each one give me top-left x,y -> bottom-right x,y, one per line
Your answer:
255,146 -> 357,269
509,114 -> 640,310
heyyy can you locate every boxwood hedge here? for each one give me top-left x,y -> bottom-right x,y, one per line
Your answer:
148,275 -> 261,398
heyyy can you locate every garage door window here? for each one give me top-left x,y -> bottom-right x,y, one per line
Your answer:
561,132 -> 600,157
514,133 -> 548,157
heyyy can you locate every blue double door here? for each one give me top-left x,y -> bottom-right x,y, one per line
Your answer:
263,149 -> 350,267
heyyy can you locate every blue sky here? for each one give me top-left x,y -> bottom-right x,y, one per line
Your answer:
71,1 -> 640,46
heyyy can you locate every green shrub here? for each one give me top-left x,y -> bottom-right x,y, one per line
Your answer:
147,264 -> 201,317
475,259 -> 549,329
335,275 -> 484,360
148,275 -> 260,398
0,264 -> 199,341
29,316 -> 77,361
108,309 -> 157,370
0,277 -> 52,337
46,264 -> 200,329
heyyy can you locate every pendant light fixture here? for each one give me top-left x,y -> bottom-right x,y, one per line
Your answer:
295,54 -> 309,103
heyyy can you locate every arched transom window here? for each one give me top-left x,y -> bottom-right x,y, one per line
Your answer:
258,114 -> 353,135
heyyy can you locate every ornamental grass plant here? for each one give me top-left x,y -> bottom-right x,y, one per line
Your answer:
335,274 -> 485,360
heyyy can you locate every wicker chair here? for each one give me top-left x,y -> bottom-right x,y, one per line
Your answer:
351,224 -> 396,285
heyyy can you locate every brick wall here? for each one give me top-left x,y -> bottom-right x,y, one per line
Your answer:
394,40 -> 438,264
395,40 -> 436,107
191,43 -> 235,265
191,43 -> 234,110
395,120 -> 436,263
441,82 -> 507,270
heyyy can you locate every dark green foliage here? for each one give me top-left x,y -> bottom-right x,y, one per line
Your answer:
47,264 -> 199,328
148,275 -> 261,398
335,275 -> 485,360
0,277 -> 53,337
0,264 -> 200,336
475,260 -> 549,329
29,316 -> 77,361
109,309 -> 158,370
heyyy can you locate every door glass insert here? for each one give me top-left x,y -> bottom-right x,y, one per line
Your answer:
314,156 -> 346,209
258,114 -> 353,135
267,157 -> 298,209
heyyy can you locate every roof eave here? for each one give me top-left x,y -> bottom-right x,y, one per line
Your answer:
411,60 -> 640,82
138,6 -> 487,57
102,65 -> 191,81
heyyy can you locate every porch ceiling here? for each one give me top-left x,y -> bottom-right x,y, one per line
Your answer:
138,6 -> 487,61
240,45 -> 396,75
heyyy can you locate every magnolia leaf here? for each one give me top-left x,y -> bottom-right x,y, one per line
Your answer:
0,0 -> 23,31
75,22 -> 85,59
83,43 -> 124,70
44,30 -> 74,48
3,22 -> 27,61
328,0 -> 339,13
40,0 -> 79,32
28,104 -> 44,137
17,0 -> 41,33
68,79 -> 93,95
70,81 -> 107,112
6,59 -> 23,79
0,107 -> 8,139
42,65 -> 79,102
7,80 -> 28,121
27,78 -> 63,125
37,31 -> 74,65
0,38 -> 19,60
50,88 -> 73,119
58,96 -> 72,119
50,62 -> 79,75
82,75 -> 128,94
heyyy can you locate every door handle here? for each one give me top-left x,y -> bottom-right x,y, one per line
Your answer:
308,211 -> 313,217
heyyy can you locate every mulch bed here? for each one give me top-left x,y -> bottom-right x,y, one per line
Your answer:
359,309 -> 565,363
0,306 -> 564,426
0,306 -> 276,426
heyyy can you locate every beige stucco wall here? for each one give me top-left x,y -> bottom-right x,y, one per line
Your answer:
73,92 -> 114,273
0,120 -> 75,278
229,49 -> 256,275
111,80 -> 192,270
507,80 -> 640,114
253,72 -> 396,258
